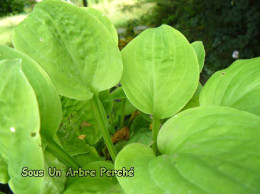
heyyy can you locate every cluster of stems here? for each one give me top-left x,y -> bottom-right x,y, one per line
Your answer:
47,94 -> 161,168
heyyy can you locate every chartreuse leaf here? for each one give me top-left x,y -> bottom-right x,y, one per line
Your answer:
57,96 -> 101,154
200,57 -> 260,116
130,115 -> 150,134
0,45 -> 62,140
64,161 -> 123,194
42,148 -> 67,194
0,59 -> 44,193
181,83 -> 202,111
121,24 -> 199,119
83,8 -> 118,44
13,0 -> 122,100
72,146 -> 103,166
181,40 -> 205,111
115,128 -> 153,153
191,41 -> 205,72
0,154 -> 8,184
115,106 -> 260,193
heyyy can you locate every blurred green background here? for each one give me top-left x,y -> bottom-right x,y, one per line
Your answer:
0,0 -> 259,81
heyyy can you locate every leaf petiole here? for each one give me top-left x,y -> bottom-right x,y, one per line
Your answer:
120,99 -> 126,128
152,116 -> 160,154
43,137 -> 80,169
91,93 -> 117,162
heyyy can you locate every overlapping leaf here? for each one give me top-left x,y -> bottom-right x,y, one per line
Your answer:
121,24 -> 199,119
200,57 -> 260,116
191,41 -> 205,72
115,106 -> 260,193
181,83 -> 202,111
57,97 -> 101,154
0,155 -> 8,184
0,45 -> 62,139
0,59 -> 44,193
13,0 -> 123,100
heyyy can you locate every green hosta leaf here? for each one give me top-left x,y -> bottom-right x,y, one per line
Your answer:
0,59 -> 44,193
58,97 -> 101,154
130,114 -> 150,134
200,57 -> 260,116
0,155 -> 8,184
113,99 -> 136,116
64,161 -> 123,194
181,83 -> 202,111
121,24 -> 199,119
0,45 -> 62,140
83,8 -> 118,44
72,146 -> 103,166
127,128 -> 153,146
13,0 -> 122,100
101,87 -> 126,103
109,87 -> 126,101
116,106 -> 260,193
115,128 -> 153,152
42,148 -> 67,194
191,41 -> 205,72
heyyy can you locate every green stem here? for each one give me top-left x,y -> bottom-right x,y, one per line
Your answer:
91,93 -> 117,162
120,99 -> 126,128
152,116 -> 160,154
44,137 -> 80,169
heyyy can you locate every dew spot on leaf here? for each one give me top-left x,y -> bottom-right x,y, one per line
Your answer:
10,127 -> 15,133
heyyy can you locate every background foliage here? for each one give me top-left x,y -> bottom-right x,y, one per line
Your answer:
0,0 -> 35,17
139,0 -> 260,80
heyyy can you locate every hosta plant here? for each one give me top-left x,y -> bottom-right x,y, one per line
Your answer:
0,0 -> 259,194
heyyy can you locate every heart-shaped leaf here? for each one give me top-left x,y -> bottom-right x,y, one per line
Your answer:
13,0 -> 122,100
115,106 -> 260,193
0,45 -> 62,140
121,24 -> 199,119
0,59 -> 44,193
200,57 -> 260,116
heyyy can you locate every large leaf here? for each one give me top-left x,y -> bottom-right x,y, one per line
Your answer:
83,8 -> 118,44
200,57 -> 260,116
0,45 -> 61,139
121,24 -> 199,119
64,161 -> 123,194
115,106 -> 260,193
13,0 -> 122,100
0,59 -> 44,193
0,155 -> 8,184
191,41 -> 205,72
